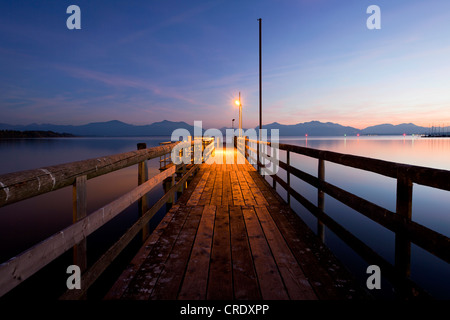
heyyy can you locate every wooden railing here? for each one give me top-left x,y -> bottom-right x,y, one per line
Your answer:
0,138 -> 213,298
242,137 -> 450,298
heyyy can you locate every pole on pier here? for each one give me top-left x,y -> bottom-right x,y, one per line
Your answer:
235,93 -> 242,138
258,18 -> 262,174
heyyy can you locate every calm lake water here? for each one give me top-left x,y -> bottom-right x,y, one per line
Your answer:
0,135 -> 449,299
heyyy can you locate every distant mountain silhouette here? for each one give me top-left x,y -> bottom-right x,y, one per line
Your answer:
257,121 -> 359,136
360,123 -> 428,135
258,121 -> 428,136
0,120 -> 202,137
0,130 -> 75,138
0,120 -> 429,137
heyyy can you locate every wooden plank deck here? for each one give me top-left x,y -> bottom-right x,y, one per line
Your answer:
105,148 -> 367,300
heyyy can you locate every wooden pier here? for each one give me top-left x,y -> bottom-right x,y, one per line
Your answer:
1,137 -> 449,300
105,148 -> 363,300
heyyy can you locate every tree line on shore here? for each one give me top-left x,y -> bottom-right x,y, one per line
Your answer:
0,130 -> 75,138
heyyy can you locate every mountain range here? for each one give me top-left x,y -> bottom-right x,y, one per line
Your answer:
0,120 -> 429,137
255,121 -> 428,136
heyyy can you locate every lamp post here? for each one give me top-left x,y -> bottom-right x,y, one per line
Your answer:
232,119 -> 235,130
235,92 -> 242,137
257,18 -> 262,174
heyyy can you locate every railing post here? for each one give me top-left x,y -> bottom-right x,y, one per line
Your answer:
163,173 -> 176,211
244,137 -> 248,160
168,172 -> 176,209
137,143 -> 149,242
176,147 -> 185,196
272,148 -> 278,190
72,175 -> 87,273
257,139 -> 261,174
317,158 -> 325,242
286,150 -> 291,206
395,167 -> 413,295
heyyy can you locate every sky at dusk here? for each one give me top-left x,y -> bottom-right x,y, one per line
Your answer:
1,0 -> 450,130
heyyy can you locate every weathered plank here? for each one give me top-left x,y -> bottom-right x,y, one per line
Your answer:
104,204 -> 181,300
211,171 -> 223,206
230,171 -> 245,206
178,205 -> 216,300
186,171 -> 210,206
198,171 -> 216,206
241,206 -> 289,300
254,206 -> 317,300
221,172 -> 233,205
249,171 -> 278,204
207,205 -> 232,300
229,206 -> 261,300
243,171 -> 269,206
237,171 -> 257,206
150,205 -> 203,300
120,205 -> 192,300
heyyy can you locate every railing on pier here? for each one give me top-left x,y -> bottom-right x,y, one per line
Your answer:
241,137 -> 450,298
0,138 -> 214,298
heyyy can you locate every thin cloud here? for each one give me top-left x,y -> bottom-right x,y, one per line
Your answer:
55,64 -> 204,106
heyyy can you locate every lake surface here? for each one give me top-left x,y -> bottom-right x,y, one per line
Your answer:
0,135 -> 449,299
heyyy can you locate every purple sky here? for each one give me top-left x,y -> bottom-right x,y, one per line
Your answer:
1,0 -> 450,129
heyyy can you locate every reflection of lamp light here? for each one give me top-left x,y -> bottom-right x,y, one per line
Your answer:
235,92 -> 242,137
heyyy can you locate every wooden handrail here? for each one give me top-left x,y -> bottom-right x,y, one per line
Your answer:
243,138 -> 450,298
277,143 -> 450,192
277,157 -> 450,263
0,142 -> 180,208
0,165 -> 177,297
243,137 -> 450,192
